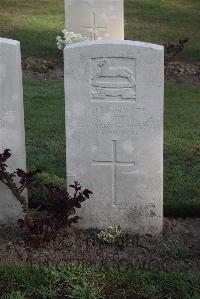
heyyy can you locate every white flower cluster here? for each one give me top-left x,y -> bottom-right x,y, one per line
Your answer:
56,30 -> 88,50
97,225 -> 122,245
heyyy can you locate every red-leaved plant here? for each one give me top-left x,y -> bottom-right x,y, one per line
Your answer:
0,149 -> 93,247
163,37 -> 189,66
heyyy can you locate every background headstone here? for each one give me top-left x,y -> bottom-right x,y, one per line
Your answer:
65,40 -> 164,235
65,0 -> 124,40
0,37 -> 26,224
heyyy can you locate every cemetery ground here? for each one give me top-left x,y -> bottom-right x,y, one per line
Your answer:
0,0 -> 200,298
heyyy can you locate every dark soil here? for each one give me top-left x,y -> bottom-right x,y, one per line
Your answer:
23,57 -> 200,84
22,57 -> 64,81
0,218 -> 199,273
165,61 -> 200,84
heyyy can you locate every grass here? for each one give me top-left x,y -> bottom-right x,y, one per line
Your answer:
164,83 -> 200,215
0,0 -> 199,60
23,79 -> 200,215
125,0 -> 200,61
23,78 -> 65,178
0,0 -> 64,58
0,263 -> 200,298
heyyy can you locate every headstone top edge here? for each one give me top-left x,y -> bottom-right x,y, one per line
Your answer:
64,40 -> 164,52
0,37 -> 20,46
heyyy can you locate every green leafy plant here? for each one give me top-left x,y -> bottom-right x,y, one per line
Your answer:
97,225 -> 122,245
28,171 -> 66,208
37,171 -> 66,189
26,62 -> 50,72
25,57 -> 54,73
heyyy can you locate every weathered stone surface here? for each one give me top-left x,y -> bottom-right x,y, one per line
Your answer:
65,40 -> 164,234
65,0 -> 124,40
0,37 -> 26,223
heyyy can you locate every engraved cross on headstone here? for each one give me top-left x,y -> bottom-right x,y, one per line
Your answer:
93,140 -> 136,206
82,12 -> 107,40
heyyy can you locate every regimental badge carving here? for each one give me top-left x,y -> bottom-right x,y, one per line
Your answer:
91,57 -> 136,101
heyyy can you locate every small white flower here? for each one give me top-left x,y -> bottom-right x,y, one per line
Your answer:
97,225 -> 122,245
56,30 -> 89,50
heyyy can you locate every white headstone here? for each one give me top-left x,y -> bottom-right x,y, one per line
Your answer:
65,0 -> 124,40
65,40 -> 164,234
0,37 -> 26,224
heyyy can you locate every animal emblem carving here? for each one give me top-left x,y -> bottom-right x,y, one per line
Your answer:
92,59 -> 136,86
91,59 -> 136,100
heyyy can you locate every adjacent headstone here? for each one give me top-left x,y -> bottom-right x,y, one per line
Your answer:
0,37 -> 26,223
65,0 -> 124,40
64,40 -> 164,234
